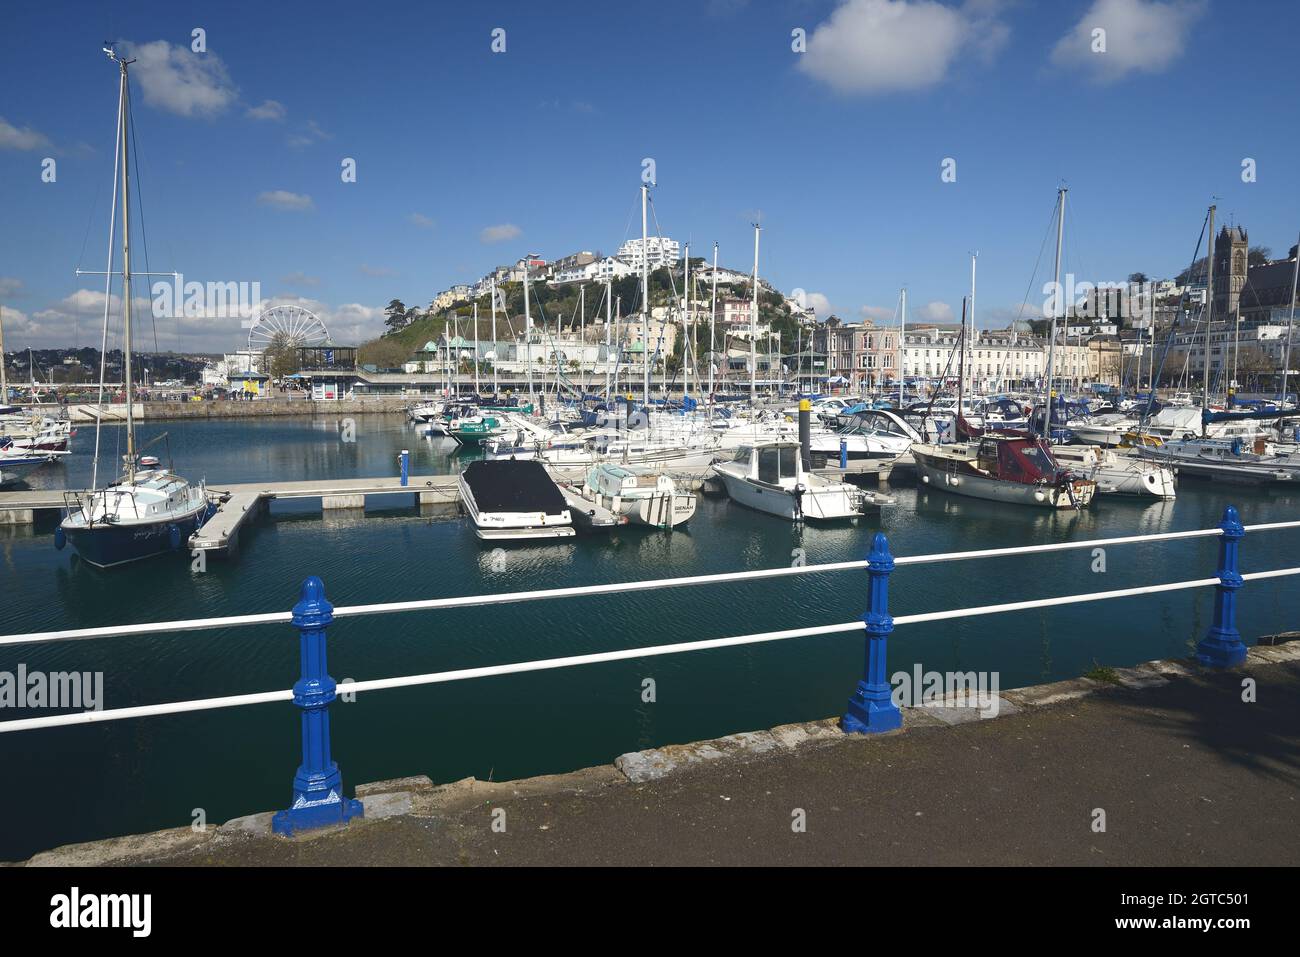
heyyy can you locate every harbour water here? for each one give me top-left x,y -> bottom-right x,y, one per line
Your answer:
2,413 -> 1299,860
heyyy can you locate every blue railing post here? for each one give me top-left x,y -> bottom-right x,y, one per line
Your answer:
1196,505 -> 1247,668
839,437 -> 848,470
272,577 -> 364,836
399,449 -> 410,487
842,532 -> 903,734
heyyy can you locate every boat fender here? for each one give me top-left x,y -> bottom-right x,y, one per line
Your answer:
1034,490 -> 1047,503
947,475 -> 960,487
921,474 -> 930,484
168,524 -> 182,550
1230,437 -> 1243,456
53,527 -> 66,551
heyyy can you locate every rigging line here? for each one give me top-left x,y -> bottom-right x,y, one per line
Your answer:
1147,209 -> 1210,420
994,196 -> 1058,387
125,78 -> 161,358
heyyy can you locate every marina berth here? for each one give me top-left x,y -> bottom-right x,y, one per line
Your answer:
458,459 -> 576,540
711,440 -> 894,522
579,463 -> 697,529
911,432 -> 1098,509
1047,444 -> 1176,498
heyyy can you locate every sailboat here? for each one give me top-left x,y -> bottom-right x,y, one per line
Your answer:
55,46 -> 214,568
910,291 -> 1097,508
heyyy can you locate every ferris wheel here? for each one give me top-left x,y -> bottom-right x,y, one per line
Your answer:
246,303 -> 331,351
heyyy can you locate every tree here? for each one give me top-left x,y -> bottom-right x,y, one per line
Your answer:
384,299 -> 409,334
1248,246 -> 1273,268
1128,272 -> 1149,286
263,332 -> 300,379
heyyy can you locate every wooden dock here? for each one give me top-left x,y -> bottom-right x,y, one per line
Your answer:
0,474 -> 463,550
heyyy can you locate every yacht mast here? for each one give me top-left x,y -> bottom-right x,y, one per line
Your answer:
750,223 -> 760,406
578,283 -> 585,393
604,277 -> 613,397
641,184 -> 650,406
473,299 -> 480,394
1282,231 -> 1299,408
490,277 -> 500,395
523,258 -> 534,400
968,253 -> 977,396
113,49 -> 137,479
898,287 -> 906,406
1201,204 -> 1216,429
683,242 -> 690,401
709,241 -> 718,399
1045,187 -> 1066,440
0,306 -> 7,402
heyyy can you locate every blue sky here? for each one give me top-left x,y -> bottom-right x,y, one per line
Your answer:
1,0 -> 1297,351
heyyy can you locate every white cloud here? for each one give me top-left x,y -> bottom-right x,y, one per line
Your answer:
1050,0 -> 1206,81
2,288 -> 385,352
0,116 -> 51,151
0,277 -> 24,298
408,213 -> 434,228
797,0 -> 1010,95
246,99 -> 287,121
480,223 -> 521,243
805,292 -> 834,318
258,190 -> 314,212
287,119 -> 331,148
859,304 -> 895,322
915,300 -> 955,322
123,40 -> 238,117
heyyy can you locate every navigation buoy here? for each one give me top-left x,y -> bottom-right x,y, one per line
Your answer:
53,527 -> 66,551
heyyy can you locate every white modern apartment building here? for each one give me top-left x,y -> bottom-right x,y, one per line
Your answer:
616,236 -> 681,270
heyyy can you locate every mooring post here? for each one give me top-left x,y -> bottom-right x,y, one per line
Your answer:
842,531 -> 903,734
840,437 -> 848,470
1196,505 -> 1247,668
272,577 -> 364,837
399,449 -> 410,487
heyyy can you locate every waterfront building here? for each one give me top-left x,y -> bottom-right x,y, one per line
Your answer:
616,236 -> 680,270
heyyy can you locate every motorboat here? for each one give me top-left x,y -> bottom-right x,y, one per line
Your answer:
458,459 -> 575,540
811,408 -> 920,460
711,441 -> 893,522
580,463 -> 697,529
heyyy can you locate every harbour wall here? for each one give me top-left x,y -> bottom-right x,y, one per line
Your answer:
10,639 -> 1299,866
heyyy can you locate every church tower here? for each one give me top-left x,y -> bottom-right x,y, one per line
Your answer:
1213,225 -> 1248,317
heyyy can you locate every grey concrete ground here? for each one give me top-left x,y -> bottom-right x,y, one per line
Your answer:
18,655 -> 1300,867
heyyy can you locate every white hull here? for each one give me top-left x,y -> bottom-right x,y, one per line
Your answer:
713,466 -> 865,521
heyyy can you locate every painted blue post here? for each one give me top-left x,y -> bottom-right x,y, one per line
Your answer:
842,532 -> 903,734
272,577 -> 364,837
1196,505 -> 1247,668
399,449 -> 410,487
839,437 -> 848,470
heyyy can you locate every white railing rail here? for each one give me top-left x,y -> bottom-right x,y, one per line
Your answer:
5,518 -> 1300,649
3,504 -> 1296,835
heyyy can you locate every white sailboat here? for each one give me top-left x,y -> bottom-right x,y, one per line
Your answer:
56,46 -> 213,568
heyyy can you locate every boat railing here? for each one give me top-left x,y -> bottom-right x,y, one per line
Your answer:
1,508 -> 1299,835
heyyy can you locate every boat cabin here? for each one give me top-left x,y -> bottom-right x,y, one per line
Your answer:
974,435 -> 1061,485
